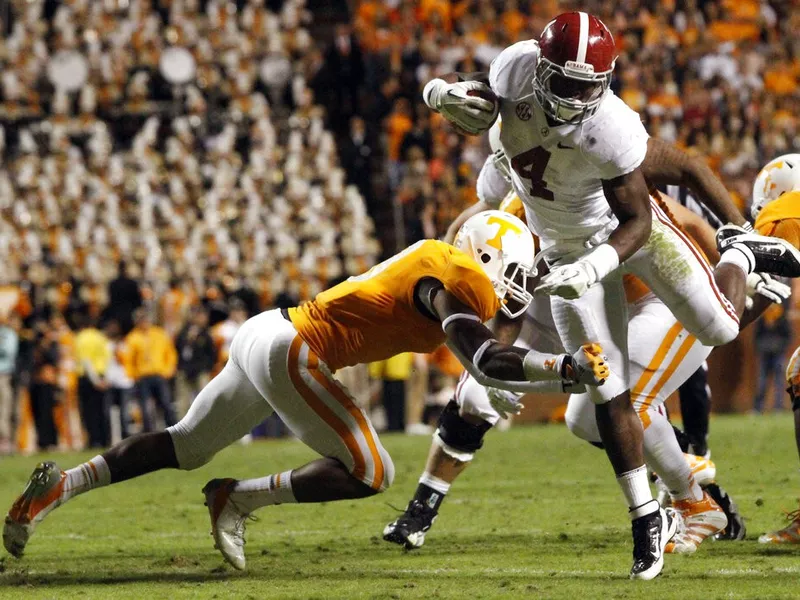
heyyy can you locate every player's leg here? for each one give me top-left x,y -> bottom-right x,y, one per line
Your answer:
677,364 -> 711,457
383,374 -> 493,549
625,297 -> 728,553
3,357 -> 272,559
760,347 -> 800,543
550,273 -> 674,581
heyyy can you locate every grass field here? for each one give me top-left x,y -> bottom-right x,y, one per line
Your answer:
1,413 -> 800,599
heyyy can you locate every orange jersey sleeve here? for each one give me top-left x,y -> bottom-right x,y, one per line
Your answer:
288,240 -> 499,371
755,192 -> 800,249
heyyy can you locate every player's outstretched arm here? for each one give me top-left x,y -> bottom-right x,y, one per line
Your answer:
424,282 -> 608,393
603,167 -> 653,263
641,138 -> 747,227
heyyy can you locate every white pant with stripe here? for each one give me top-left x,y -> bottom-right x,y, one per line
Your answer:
167,309 -> 394,491
550,199 -> 738,404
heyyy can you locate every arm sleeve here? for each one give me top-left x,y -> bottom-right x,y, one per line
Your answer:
489,40 -> 539,100
445,340 -> 565,393
476,156 -> 512,207
440,255 -> 500,323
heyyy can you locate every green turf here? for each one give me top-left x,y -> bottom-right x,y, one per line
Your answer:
1,413 -> 799,599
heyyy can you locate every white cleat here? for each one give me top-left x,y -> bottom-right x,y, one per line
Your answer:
4,462 -> 66,558
202,478 -> 252,570
666,492 -> 728,554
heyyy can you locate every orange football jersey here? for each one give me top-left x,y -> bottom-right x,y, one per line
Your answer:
288,240 -> 500,371
755,191 -> 800,249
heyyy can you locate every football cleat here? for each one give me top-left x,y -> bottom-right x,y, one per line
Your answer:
715,224 -> 751,248
758,504 -> 800,544
629,503 -> 677,581
665,492 -> 728,554
685,453 -> 716,488
719,233 -> 800,278
383,500 -> 438,550
4,462 -> 66,558
203,478 -> 254,570
705,483 -> 746,541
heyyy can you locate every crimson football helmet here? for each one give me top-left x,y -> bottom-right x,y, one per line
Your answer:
533,11 -> 616,124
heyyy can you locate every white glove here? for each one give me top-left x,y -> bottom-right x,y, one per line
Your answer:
534,245 -> 619,300
747,272 -> 791,304
535,261 -> 596,299
562,343 -> 611,387
423,79 -> 499,135
487,386 -> 524,420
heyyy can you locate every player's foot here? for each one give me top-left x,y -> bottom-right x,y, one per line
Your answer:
719,233 -> 800,277
705,483 -> 746,541
715,224 -> 751,247
758,505 -> 800,544
383,500 -> 437,550
685,453 -> 716,487
4,462 -> 66,558
203,478 -> 253,570
665,492 -> 728,554
629,504 -> 677,581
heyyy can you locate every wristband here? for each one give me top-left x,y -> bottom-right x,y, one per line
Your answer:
583,243 -> 620,282
522,349 -> 565,382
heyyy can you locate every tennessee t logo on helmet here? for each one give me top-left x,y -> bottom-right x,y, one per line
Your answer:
454,210 -> 535,319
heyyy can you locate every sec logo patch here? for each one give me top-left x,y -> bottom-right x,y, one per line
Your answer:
515,102 -> 531,121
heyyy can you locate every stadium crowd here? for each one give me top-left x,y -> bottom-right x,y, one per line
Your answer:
0,0 -> 799,451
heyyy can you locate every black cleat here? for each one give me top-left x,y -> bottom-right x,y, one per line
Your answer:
629,504 -> 677,581
705,483 -> 746,541
719,233 -> 800,278
715,224 -> 751,250
382,500 -> 437,550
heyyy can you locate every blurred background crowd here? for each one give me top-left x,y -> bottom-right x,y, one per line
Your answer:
0,0 -> 798,453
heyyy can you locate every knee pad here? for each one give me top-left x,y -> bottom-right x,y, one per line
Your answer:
435,400 -> 492,461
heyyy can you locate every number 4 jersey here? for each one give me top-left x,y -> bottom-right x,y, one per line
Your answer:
489,40 -> 649,247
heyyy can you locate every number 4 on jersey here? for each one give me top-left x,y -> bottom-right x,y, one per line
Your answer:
511,146 -> 554,201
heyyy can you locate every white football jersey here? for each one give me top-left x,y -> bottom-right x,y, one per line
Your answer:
489,41 -> 649,247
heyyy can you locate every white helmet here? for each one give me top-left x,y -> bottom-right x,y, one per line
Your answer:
751,154 -> 800,220
487,118 -> 512,182
454,210 -> 535,318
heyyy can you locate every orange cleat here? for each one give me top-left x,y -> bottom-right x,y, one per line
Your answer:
665,491 -> 728,554
3,462 -> 66,558
758,505 -> 800,544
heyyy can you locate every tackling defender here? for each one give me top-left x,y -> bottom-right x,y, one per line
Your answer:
747,154 -> 800,544
418,11 -> 800,578
3,212 -> 610,570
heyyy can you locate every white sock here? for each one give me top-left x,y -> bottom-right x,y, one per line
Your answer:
718,245 -> 754,275
643,408 -> 703,502
230,469 -> 295,513
61,455 -> 111,502
419,471 -> 451,495
616,465 -> 657,520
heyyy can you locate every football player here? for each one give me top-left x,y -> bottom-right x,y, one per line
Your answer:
421,11 -> 800,578
3,212 -> 610,570
747,155 -> 800,544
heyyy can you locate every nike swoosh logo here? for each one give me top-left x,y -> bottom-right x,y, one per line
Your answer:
557,142 -> 574,149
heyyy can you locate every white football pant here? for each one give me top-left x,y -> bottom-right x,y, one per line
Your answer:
167,309 -> 394,491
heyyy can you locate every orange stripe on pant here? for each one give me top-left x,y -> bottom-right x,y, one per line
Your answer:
637,333 -> 697,428
287,336 -> 383,489
308,366 -> 385,491
631,322 -> 684,400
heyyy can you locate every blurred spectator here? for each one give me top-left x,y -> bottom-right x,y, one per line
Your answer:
211,300 -> 249,372
108,262 -> 143,335
124,309 -> 178,432
104,320 -> 134,441
754,304 -> 792,413
0,315 -> 19,453
369,352 -> 414,432
30,324 -> 60,450
74,317 -> 112,448
176,307 -> 216,417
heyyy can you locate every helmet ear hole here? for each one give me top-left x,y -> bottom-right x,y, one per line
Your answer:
481,254 -> 491,264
